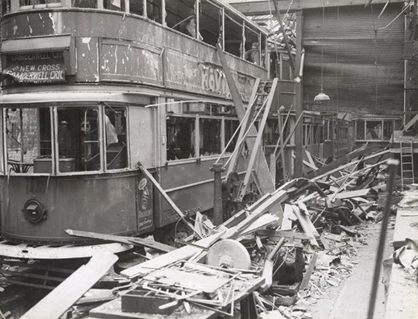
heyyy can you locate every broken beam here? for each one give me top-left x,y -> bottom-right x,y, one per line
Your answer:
20,251 -> 118,319
66,229 -> 175,253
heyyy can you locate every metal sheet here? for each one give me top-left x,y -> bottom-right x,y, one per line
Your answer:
2,35 -> 71,53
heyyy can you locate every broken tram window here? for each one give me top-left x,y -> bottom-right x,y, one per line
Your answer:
166,116 -> 196,161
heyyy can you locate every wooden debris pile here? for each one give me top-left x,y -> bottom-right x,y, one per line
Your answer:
15,147 -> 392,319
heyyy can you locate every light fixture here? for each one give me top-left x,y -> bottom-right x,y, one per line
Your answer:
314,0 -> 330,102
314,90 -> 330,101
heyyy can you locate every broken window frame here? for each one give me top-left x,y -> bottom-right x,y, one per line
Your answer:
166,114 -> 197,162
199,116 -> 222,157
224,11 -> 244,59
54,105 -> 103,175
103,104 -> 129,171
198,0 -> 222,47
4,106 -> 53,175
354,118 -> 401,142
165,100 -> 237,163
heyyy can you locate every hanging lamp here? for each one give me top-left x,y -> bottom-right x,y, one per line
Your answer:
314,0 -> 330,102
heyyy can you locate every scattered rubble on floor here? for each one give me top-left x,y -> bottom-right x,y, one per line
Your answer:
13,146 -> 399,319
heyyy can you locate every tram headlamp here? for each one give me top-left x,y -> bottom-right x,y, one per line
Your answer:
22,199 -> 47,224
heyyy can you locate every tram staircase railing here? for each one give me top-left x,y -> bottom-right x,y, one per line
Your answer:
400,140 -> 415,187
226,78 -> 279,202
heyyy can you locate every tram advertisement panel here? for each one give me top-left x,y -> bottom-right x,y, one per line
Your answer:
137,173 -> 154,232
3,52 -> 66,84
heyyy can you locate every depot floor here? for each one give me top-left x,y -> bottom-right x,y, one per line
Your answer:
308,218 -> 395,319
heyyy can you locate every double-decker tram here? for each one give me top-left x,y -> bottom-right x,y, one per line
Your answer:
0,0 -> 273,261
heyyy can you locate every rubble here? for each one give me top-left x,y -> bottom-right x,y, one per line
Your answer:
16,146 -> 394,319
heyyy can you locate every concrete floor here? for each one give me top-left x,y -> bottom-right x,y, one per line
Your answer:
309,220 -> 395,319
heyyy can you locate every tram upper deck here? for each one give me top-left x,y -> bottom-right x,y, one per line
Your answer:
1,0 -> 269,100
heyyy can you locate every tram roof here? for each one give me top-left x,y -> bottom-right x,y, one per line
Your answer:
0,91 -> 152,105
212,0 -> 269,35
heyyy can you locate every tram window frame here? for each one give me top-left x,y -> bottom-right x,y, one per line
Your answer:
225,119 -> 239,153
199,0 -> 221,47
166,114 -> 196,161
244,25 -> 261,65
72,0 -> 97,8
2,0 -> 11,14
354,119 -> 401,142
128,0 -> 144,16
55,106 -> 102,175
224,12 -> 244,59
104,105 -> 129,171
4,107 -> 52,175
166,0 -> 198,38
19,0 -> 62,9
264,118 -> 279,146
199,117 -> 222,157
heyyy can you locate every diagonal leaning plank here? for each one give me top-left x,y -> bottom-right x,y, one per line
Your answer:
20,251 -> 118,319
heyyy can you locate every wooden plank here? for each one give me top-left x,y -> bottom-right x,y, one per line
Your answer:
404,113 -> 418,131
121,232 -> 225,279
327,188 -> 373,201
256,229 -> 311,241
281,204 -> 296,230
216,44 -> 276,196
144,268 -> 229,294
138,165 -> 200,238
300,252 -> 317,290
291,205 -> 319,246
311,149 -> 390,182
238,79 -> 279,200
221,189 -> 288,240
20,251 -> 118,319
306,144 -> 382,179
66,229 -> 175,253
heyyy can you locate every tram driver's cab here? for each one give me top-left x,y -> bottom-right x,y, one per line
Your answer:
4,103 -> 128,175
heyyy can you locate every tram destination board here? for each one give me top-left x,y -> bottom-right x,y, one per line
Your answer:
3,51 -> 66,84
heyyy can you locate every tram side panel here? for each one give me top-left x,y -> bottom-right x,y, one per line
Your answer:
0,171 -> 154,244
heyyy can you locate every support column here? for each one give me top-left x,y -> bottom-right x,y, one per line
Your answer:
294,10 -> 304,177
210,163 -> 225,226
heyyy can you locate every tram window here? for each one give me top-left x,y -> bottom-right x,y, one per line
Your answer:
265,119 -> 279,145
225,120 -> 239,153
147,0 -> 162,23
129,0 -> 144,15
355,120 -> 365,140
2,0 -> 10,14
166,0 -> 198,38
244,27 -> 260,64
224,13 -> 243,58
104,0 -> 125,11
313,124 -> 321,144
166,116 -> 195,160
72,0 -> 96,8
57,107 -> 100,172
199,1 -> 220,46
5,107 -> 50,174
383,120 -> 394,140
365,121 -> 382,140
199,118 -> 221,156
355,119 -> 399,141
104,106 -> 128,170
